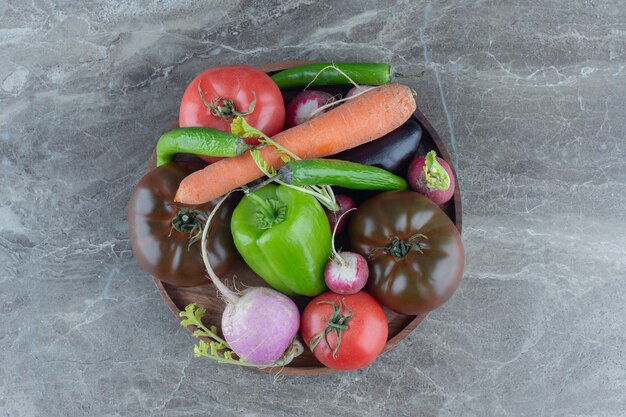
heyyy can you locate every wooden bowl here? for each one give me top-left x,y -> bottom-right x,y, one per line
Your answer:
150,61 -> 463,376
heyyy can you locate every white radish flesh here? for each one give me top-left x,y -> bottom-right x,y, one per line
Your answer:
324,252 -> 369,295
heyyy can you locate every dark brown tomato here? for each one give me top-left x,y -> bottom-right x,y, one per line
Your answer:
128,162 -> 237,287
348,191 -> 464,315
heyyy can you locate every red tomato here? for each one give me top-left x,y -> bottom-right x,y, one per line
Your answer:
179,65 -> 285,145
300,291 -> 388,370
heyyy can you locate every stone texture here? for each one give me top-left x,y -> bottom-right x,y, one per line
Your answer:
1,1 -> 625,416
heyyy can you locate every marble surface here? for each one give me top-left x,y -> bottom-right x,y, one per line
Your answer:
1,1 -> 625,416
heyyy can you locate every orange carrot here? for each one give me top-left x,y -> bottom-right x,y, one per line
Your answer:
175,83 -> 416,204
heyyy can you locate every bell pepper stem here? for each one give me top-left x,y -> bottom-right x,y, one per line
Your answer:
244,192 -> 287,229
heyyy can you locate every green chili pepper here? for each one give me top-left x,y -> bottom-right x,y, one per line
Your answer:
270,63 -> 392,89
278,159 -> 408,191
156,127 -> 252,167
230,184 -> 331,297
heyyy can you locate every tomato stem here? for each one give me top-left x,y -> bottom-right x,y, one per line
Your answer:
197,81 -> 257,121
370,233 -> 429,259
170,208 -> 205,250
309,299 -> 353,359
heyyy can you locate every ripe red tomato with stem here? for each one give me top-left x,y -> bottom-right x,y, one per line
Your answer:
300,291 -> 388,370
179,65 -> 285,147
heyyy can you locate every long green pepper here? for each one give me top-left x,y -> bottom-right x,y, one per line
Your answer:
270,63 -> 392,89
156,127 -> 252,166
279,159 -> 408,191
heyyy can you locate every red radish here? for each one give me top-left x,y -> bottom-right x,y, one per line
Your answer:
325,194 -> 356,234
200,193 -> 302,366
346,85 -> 374,99
285,90 -> 336,128
324,208 -> 369,294
407,150 -> 455,205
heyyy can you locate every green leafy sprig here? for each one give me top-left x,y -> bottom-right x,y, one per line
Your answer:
180,303 -> 304,369
179,303 -> 257,367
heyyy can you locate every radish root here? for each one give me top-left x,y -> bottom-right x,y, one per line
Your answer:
304,63 -> 360,90
330,207 -> 357,266
200,191 -> 239,304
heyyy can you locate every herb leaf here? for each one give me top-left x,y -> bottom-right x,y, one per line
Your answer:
231,116 -> 264,139
180,303 -> 257,367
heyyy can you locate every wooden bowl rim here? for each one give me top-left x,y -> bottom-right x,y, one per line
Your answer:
151,60 -> 462,376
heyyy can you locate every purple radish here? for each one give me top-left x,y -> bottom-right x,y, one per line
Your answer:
407,150 -> 455,205
221,287 -> 300,365
346,85 -> 374,99
325,194 -> 356,234
285,90 -> 336,128
200,194 -> 301,366
324,208 -> 369,294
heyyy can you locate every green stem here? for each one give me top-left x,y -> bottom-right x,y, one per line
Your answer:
192,317 -> 228,346
180,304 -> 254,366
424,150 -> 450,191
274,179 -> 337,211
198,81 -> 257,121
309,300 -> 353,359
245,193 -> 276,221
244,192 -> 286,229
169,208 -> 205,250
234,116 -> 338,210
370,233 -> 429,260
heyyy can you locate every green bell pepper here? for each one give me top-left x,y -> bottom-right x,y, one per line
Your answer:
230,184 -> 331,296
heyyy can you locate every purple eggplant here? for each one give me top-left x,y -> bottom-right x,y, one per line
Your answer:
331,119 -> 422,176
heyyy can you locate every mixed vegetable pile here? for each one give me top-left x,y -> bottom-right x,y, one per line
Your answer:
128,62 -> 465,372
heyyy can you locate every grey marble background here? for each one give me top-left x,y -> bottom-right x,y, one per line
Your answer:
1,1 -> 625,416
